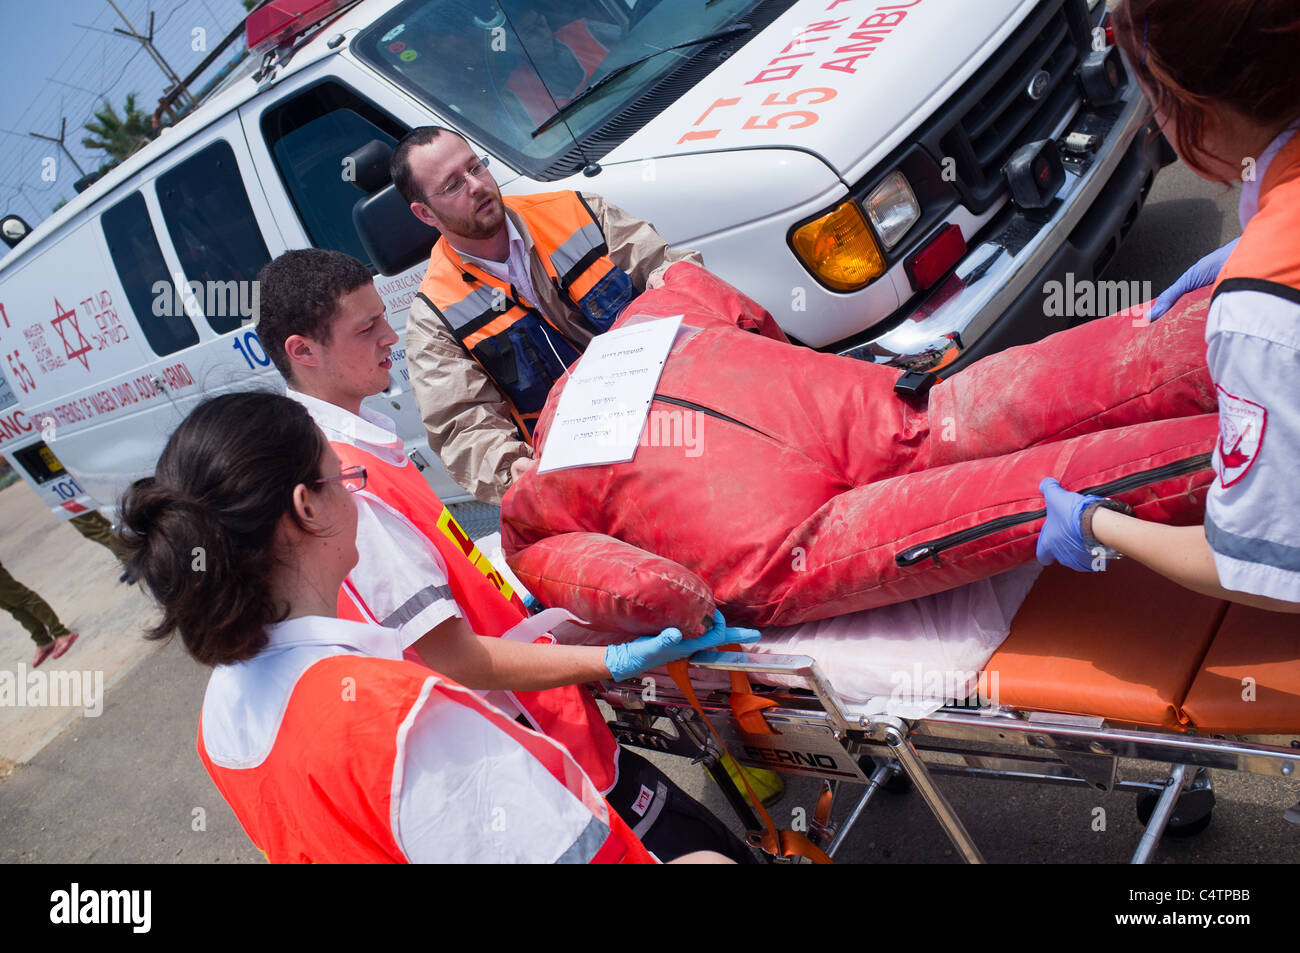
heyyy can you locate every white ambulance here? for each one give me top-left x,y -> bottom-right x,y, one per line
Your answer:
0,0 -> 1165,528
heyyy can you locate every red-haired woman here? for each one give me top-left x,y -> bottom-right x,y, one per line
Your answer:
1036,0 -> 1300,612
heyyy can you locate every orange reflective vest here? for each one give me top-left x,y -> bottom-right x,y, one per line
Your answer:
331,439 -> 620,793
416,191 -> 638,439
197,653 -> 654,864
506,20 -> 611,125
1216,133 -> 1300,291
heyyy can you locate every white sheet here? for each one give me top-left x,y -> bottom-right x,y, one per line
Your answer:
477,532 -> 1041,713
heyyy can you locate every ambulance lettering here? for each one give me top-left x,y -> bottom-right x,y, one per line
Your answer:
0,409 -> 33,444
161,362 -> 195,392
19,361 -> 198,438
23,322 -> 66,375
376,271 -> 421,313
50,475 -> 84,502
1214,384 -> 1266,488
821,0 -> 921,75
683,0 -> 920,143
6,349 -> 35,393
84,290 -> 130,351
679,88 -> 837,144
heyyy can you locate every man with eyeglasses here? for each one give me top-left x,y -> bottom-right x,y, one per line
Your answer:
391,125 -> 704,507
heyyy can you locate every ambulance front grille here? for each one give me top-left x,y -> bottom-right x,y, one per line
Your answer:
938,0 -> 1091,211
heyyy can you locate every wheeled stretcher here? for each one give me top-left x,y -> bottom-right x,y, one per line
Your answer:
592,559 -> 1300,863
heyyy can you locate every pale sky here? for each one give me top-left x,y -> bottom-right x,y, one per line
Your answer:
0,0 -> 247,223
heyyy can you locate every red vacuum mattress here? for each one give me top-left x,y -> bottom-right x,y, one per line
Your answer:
501,264 -> 1217,636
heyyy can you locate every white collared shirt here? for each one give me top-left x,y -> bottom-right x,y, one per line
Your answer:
1238,120 -> 1300,230
452,215 -> 541,307
1204,122 -> 1300,604
202,615 -> 405,769
200,615 -> 602,863
286,389 -> 462,644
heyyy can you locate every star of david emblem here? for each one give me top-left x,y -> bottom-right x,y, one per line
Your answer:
51,297 -> 92,371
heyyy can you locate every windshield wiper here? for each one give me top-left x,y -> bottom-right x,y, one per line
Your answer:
530,23 -> 753,137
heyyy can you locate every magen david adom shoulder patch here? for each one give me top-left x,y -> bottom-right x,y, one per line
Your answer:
1214,384 -> 1268,488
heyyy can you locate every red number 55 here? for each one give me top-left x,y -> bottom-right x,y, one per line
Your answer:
741,88 -> 838,130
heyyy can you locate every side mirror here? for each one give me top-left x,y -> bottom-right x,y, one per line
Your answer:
1,214 -> 32,249
346,139 -> 395,194
354,186 -> 440,277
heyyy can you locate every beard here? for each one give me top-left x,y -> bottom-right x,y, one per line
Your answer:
443,192 -> 506,241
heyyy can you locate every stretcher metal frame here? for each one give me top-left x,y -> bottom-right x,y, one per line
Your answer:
597,651 -> 1300,864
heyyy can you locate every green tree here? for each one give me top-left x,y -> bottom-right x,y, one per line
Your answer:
82,92 -> 155,163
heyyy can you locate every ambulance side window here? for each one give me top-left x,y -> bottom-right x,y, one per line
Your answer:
101,192 -> 201,357
262,82 -> 406,270
156,140 -> 271,335
0,360 -> 17,411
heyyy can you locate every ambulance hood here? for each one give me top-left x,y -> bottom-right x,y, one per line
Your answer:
601,0 -> 1041,186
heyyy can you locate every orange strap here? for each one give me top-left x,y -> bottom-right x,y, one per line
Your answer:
667,656 -> 833,864
812,783 -> 835,833
729,671 -> 779,735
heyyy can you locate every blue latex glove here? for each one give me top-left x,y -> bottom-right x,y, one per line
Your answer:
1036,478 -> 1109,573
1148,238 -> 1239,320
604,609 -> 761,681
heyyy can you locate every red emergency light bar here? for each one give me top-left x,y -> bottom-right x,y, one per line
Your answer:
246,0 -> 350,53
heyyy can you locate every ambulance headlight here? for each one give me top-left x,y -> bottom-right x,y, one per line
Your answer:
864,171 -> 920,250
790,200 -> 886,292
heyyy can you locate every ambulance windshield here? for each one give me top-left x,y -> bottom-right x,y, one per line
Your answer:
354,0 -> 783,179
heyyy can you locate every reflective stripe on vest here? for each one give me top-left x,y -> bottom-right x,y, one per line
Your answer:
551,222 -> 609,296
418,191 -> 638,441
197,654 -> 653,864
422,280 -> 581,438
330,439 -> 620,793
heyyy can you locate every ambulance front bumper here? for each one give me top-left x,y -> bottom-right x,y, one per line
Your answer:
837,85 -> 1168,374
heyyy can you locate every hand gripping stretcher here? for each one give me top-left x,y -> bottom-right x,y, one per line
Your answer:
593,559 -> 1300,863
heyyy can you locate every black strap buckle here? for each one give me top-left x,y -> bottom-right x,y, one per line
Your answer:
894,369 -> 938,398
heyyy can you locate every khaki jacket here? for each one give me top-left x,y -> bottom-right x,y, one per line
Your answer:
406,193 -> 703,505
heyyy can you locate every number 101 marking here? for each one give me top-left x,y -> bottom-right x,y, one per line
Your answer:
232,330 -> 271,369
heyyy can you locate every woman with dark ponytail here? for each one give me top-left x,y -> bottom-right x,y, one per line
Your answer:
1036,0 -> 1300,612
120,392 -> 685,863
123,393 -> 326,667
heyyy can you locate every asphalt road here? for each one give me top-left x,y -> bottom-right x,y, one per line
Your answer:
3,161 -> 1296,868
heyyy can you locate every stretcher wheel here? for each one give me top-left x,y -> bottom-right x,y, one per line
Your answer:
1134,787 -> 1214,837
862,757 -> 911,794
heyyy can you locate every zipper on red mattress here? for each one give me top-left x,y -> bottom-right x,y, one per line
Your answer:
894,452 -> 1213,568
652,394 -> 776,440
